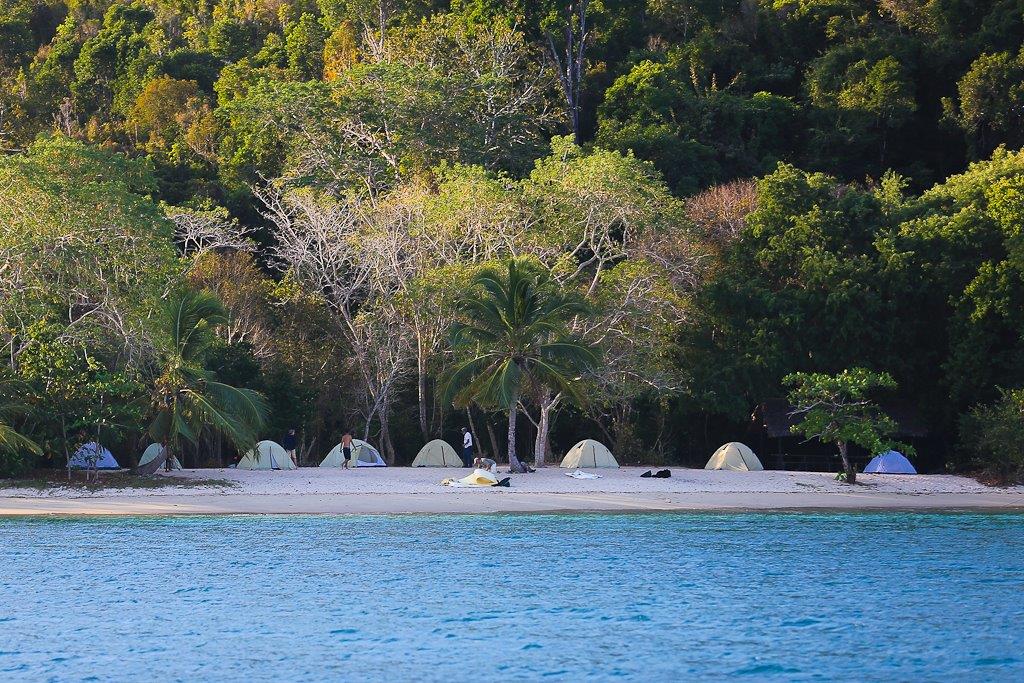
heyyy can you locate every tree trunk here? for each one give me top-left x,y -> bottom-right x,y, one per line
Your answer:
838,441 -> 856,484
545,1 -> 590,147
507,400 -> 526,473
363,397 -> 378,442
379,409 -> 397,465
533,392 -> 560,468
417,335 -> 429,441
465,408 -> 483,458
91,421 -> 101,483
611,402 -> 633,455
135,446 -> 169,476
533,408 -> 549,467
486,422 -> 501,462
62,417 -> 71,482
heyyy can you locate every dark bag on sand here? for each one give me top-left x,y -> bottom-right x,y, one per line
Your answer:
495,477 -> 511,487
653,469 -> 672,478
640,470 -> 652,478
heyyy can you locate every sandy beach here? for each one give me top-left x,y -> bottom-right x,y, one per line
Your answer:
2,466 -> 1023,515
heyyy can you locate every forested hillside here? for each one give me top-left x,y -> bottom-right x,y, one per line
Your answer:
2,1 -> 1023,478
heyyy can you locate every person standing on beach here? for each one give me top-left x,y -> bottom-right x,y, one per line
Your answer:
461,427 -> 474,467
283,428 -> 298,466
341,431 -> 353,469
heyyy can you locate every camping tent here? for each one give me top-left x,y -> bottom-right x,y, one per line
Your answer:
559,439 -> 619,468
138,443 -> 182,470
411,439 -> 462,467
320,439 -> 386,467
237,440 -> 295,470
69,442 -> 120,469
864,450 -> 917,474
705,442 -> 763,471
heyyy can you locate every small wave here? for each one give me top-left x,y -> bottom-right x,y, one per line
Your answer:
975,657 -> 1019,666
734,663 -> 800,675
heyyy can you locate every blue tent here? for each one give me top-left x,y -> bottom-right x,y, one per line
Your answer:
864,450 -> 916,474
69,442 -> 121,469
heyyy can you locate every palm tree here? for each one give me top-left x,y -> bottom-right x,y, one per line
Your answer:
0,416 -> 40,457
0,375 -> 42,469
136,290 -> 268,475
445,258 -> 598,473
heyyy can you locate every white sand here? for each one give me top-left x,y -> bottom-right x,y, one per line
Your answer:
2,467 -> 1022,516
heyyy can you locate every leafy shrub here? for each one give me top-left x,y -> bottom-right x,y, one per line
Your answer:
0,450 -> 33,479
959,388 -> 1024,484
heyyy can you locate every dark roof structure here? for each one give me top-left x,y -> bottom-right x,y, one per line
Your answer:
752,398 -> 929,439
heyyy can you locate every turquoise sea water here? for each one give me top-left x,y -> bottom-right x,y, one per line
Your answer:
1,512 -> 1023,682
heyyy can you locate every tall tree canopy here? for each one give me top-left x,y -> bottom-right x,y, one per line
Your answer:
2,0 -> 1024,480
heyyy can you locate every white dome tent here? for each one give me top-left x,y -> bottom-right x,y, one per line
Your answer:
320,439 -> 386,467
138,443 -> 182,470
411,439 -> 462,467
69,442 -> 120,469
705,442 -> 763,471
559,439 -> 619,468
237,440 -> 295,470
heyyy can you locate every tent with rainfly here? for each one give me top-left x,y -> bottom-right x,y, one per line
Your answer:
320,439 -> 386,467
705,442 -> 763,471
138,443 -> 182,470
237,440 -> 295,470
559,439 -> 619,468
69,442 -> 121,469
411,439 -> 462,467
864,450 -> 917,474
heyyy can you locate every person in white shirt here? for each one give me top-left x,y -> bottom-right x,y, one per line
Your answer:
461,427 -> 473,467
474,456 -> 497,473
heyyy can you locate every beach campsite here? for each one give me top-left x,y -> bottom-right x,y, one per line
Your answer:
2,0 -> 1024,680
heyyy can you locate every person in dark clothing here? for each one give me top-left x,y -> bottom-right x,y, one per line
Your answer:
283,429 -> 298,467
461,427 -> 473,467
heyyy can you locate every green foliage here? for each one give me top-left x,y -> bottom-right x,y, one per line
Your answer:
143,289 -> 269,473
526,136 -> 683,247
2,0 -> 1019,190
785,368 -> 900,451
71,3 -> 156,118
128,75 -> 208,155
899,148 -> 1024,404
14,321 -> 145,465
0,0 -> 34,64
785,368 -> 910,480
0,371 -> 42,478
0,136 -> 179,354
285,13 -> 326,80
2,0 -> 1024,472
959,388 -> 1024,482
446,258 -> 599,410
950,49 -> 1024,157
444,257 -> 599,469
950,49 -> 1024,154
208,17 -> 262,63
597,54 -> 801,192
682,163 -> 904,417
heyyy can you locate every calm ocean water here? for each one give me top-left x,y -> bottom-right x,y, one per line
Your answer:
1,512 -> 1022,682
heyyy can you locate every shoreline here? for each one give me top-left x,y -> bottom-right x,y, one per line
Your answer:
1,493 -> 1023,517
2,467 -> 1023,516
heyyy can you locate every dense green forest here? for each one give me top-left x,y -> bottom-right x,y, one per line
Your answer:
1,0 -> 1023,478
